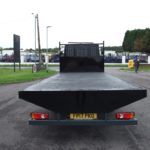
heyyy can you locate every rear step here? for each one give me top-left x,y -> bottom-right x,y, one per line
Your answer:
29,119 -> 137,125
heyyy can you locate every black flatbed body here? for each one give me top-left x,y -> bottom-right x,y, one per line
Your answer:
19,43 -> 147,125
19,72 -> 146,113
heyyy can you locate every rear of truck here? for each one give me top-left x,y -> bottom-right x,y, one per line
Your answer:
19,42 -> 147,125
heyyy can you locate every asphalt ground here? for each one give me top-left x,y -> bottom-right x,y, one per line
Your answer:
0,67 -> 149,150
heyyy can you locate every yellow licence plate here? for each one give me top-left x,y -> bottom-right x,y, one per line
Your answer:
70,113 -> 97,120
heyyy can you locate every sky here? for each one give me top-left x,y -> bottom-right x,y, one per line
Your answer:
0,0 -> 150,49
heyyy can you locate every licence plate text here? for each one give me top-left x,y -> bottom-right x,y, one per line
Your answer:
70,113 -> 97,120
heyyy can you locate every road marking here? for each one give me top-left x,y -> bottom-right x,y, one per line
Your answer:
125,126 -> 144,150
0,96 -> 18,111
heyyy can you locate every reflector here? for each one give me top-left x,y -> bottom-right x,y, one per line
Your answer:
116,112 -> 135,120
31,113 -> 49,120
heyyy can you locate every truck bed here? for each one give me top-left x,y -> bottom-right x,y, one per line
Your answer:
19,72 -> 146,113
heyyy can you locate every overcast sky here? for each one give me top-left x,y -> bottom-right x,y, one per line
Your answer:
0,0 -> 150,49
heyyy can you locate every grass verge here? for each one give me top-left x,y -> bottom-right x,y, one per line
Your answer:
0,68 -> 57,84
0,64 -> 59,67
105,64 -> 128,67
120,64 -> 150,72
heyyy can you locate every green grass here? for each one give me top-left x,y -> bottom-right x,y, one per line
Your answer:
120,64 -> 150,72
105,64 -> 128,67
0,68 -> 57,84
0,64 -> 59,67
0,63 -> 132,68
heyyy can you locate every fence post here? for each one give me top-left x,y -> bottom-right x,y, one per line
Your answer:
148,56 -> 150,64
122,56 -> 126,64
21,55 -> 24,63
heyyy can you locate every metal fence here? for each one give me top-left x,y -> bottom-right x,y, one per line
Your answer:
0,54 -> 149,63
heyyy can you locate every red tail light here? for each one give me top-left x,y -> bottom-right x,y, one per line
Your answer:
116,112 -> 135,120
31,113 -> 49,120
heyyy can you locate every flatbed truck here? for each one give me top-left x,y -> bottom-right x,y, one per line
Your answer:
19,42 -> 147,125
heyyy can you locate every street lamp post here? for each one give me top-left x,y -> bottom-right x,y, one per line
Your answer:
32,13 -> 38,63
46,26 -> 52,71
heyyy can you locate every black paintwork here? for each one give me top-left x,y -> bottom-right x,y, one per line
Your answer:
60,43 -> 104,72
19,73 -> 147,113
19,43 -> 147,116
60,56 -> 104,72
29,119 -> 138,125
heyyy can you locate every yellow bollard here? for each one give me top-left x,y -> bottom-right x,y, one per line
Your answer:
128,59 -> 134,69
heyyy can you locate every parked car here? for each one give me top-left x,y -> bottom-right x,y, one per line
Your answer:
50,54 -> 60,62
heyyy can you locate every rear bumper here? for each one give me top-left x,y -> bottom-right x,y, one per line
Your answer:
29,119 -> 137,126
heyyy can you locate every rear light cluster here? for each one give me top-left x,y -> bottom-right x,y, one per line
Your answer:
31,113 -> 49,120
116,112 -> 135,120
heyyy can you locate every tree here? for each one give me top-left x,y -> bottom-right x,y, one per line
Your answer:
142,30 -> 150,53
134,38 -> 143,52
105,46 -> 123,51
122,28 -> 150,53
0,47 -> 2,54
122,30 -> 133,51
